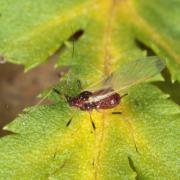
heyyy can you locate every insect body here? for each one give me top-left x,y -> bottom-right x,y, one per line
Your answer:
67,88 -> 121,111
65,56 -> 165,112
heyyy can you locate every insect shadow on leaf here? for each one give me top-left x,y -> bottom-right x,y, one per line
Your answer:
128,156 -> 139,179
135,39 -> 180,105
135,39 -> 156,56
0,129 -> 16,137
152,67 -> 180,105
44,28 -> 84,76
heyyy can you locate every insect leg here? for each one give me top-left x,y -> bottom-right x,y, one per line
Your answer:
66,109 -> 78,127
125,119 -> 139,153
95,108 -> 102,113
111,93 -> 128,115
121,93 -> 128,99
89,111 -> 96,130
52,88 -> 71,113
112,112 -> 123,115
66,117 -> 72,127
112,113 -> 139,153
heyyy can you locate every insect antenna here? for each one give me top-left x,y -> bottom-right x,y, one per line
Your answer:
36,90 -> 53,106
71,28 -> 75,59
68,28 -> 84,58
67,26 -> 75,62
23,89 -> 54,115
52,88 -> 70,103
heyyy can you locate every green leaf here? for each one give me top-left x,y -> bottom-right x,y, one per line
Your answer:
1,84 -> 179,179
0,0 -> 180,179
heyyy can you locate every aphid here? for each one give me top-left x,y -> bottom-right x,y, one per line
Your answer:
65,56 -> 165,112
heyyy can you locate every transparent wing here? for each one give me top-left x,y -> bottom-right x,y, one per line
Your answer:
86,56 -> 165,103
104,56 -> 165,92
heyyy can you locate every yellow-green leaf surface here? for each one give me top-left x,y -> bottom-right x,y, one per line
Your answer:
0,0 -> 180,179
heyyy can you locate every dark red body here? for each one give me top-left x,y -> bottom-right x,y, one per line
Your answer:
67,88 -> 121,111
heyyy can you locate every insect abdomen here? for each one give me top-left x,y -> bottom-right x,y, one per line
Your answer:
95,93 -> 121,109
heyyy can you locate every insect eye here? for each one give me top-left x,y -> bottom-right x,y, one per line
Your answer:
80,96 -> 86,101
79,91 -> 92,100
